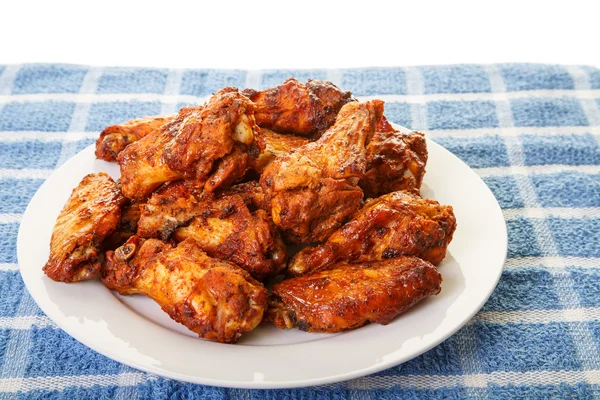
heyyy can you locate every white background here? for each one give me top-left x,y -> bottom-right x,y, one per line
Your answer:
0,0 -> 597,69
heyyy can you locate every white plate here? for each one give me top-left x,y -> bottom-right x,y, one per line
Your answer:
18,127 -> 507,389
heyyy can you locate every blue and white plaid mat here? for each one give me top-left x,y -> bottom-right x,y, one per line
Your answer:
0,64 -> 599,399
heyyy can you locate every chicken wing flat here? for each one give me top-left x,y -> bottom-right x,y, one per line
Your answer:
268,256 -> 442,333
95,114 -> 173,162
260,100 -> 383,243
360,117 -> 428,198
253,128 -> 309,173
44,173 -> 126,282
136,181 -> 204,241
118,89 -> 261,200
102,236 -> 268,343
174,194 -> 287,280
117,116 -> 186,200
242,78 -> 354,137
288,190 -> 456,276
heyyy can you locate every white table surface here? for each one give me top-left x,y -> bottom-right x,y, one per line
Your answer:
1,0 -> 597,69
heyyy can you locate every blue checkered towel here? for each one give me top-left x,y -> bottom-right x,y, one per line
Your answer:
0,63 -> 599,399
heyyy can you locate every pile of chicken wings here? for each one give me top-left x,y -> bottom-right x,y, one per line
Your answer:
44,78 -> 456,344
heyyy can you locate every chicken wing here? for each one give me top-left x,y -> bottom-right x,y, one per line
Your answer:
253,128 -> 309,173
102,236 -> 268,343
44,173 -> 126,282
118,89 -> 261,200
260,100 -> 383,243
136,181 -> 204,241
360,117 -> 428,198
116,116 -> 186,200
288,190 -> 456,276
162,88 -> 261,184
242,78 -> 354,137
268,256 -> 442,333
174,194 -> 287,280
95,114 -> 173,162
103,200 -> 143,249
217,181 -> 269,212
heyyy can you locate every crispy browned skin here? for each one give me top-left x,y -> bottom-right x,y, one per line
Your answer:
174,194 -> 287,280
95,115 -> 173,162
44,173 -> 126,282
104,201 -> 142,249
218,181 -> 269,212
117,90 -> 262,200
288,191 -> 456,276
260,100 -> 383,243
162,88 -> 262,187
268,256 -> 442,332
136,180 -> 285,279
254,128 -> 309,173
360,117 -> 428,198
136,181 -> 204,241
116,115 -> 186,200
102,236 -> 268,343
242,78 -> 354,137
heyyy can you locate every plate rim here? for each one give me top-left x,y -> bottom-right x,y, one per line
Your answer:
17,126 -> 507,389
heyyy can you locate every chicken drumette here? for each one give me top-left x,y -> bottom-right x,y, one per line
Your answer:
102,236 -> 268,343
260,100 -> 383,243
268,256 -> 442,333
44,173 -> 126,282
288,190 -> 456,276
242,78 -> 354,137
